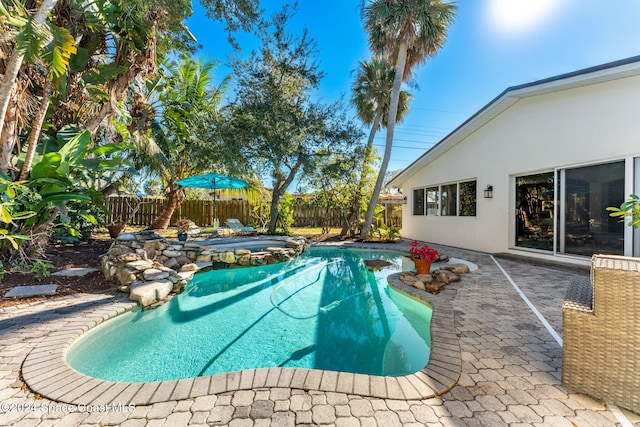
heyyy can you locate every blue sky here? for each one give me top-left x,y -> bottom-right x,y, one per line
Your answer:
187,0 -> 640,174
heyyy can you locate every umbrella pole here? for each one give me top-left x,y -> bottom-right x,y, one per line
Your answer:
213,182 -> 218,228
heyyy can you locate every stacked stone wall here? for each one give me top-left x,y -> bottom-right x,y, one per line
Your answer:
100,231 -> 308,308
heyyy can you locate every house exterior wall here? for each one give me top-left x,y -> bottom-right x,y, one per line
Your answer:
400,74 -> 640,255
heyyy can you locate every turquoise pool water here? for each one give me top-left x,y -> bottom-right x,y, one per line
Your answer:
67,248 -> 432,382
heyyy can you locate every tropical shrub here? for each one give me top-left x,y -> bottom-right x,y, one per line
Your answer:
0,176 -> 35,253
51,193 -> 107,245
368,204 -> 401,241
607,194 -> 640,228
276,194 -> 296,235
11,259 -> 55,280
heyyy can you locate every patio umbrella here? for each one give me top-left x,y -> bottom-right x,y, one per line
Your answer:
176,173 -> 250,225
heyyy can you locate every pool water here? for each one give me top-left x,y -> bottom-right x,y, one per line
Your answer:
67,248 -> 432,382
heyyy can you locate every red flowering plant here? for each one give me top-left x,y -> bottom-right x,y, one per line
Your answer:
408,241 -> 439,261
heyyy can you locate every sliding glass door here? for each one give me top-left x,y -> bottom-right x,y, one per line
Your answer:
560,161 -> 625,256
515,161 -> 625,257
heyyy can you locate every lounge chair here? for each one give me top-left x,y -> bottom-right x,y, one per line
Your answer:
562,254 -> 640,413
225,218 -> 257,235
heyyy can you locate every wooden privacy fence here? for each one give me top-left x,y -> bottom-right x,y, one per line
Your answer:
105,197 -> 253,227
291,201 -> 403,228
105,196 -> 402,229
378,201 -> 403,228
292,205 -> 343,227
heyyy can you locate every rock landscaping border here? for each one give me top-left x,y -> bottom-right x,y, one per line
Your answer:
399,261 -> 471,294
99,231 -> 308,308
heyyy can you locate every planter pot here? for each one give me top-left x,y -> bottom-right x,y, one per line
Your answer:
413,258 -> 432,275
108,224 -> 126,239
177,233 -> 188,242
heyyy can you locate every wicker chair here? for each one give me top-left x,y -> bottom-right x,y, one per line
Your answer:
562,254 -> 640,413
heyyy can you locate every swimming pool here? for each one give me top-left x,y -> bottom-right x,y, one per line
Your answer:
66,248 -> 433,383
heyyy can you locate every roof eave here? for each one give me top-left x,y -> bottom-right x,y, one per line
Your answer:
388,54 -> 640,189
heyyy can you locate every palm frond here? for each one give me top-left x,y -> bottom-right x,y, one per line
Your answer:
45,25 -> 78,78
364,0 -> 456,79
351,57 -> 412,127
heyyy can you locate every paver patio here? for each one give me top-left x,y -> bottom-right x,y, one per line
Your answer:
0,242 -> 639,426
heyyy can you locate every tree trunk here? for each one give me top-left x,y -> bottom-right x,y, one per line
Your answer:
267,181 -> 282,234
85,65 -> 139,135
20,77 -> 52,180
84,32 -> 157,135
148,184 -> 184,230
361,43 -> 407,240
341,107 -> 383,237
322,203 -> 332,234
0,87 -> 19,175
267,164 -> 301,234
0,0 -> 59,157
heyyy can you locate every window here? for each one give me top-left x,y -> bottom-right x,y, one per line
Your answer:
459,181 -> 477,216
413,180 -> 476,218
426,187 -> 439,216
413,188 -> 425,215
441,184 -> 457,216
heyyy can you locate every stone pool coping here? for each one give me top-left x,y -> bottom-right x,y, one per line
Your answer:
22,269 -> 461,405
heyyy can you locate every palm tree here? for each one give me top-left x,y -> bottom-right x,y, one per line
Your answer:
360,0 -> 456,239
0,0 -> 76,174
344,57 -> 411,236
0,0 -> 59,151
145,58 -> 230,230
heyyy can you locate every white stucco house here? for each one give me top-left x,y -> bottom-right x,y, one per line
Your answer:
389,56 -> 640,265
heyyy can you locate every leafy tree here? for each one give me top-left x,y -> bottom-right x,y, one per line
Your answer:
300,148 -> 362,234
2,0 -> 262,175
0,0 -> 187,176
80,0 -> 195,136
225,7 -> 363,233
361,0 -> 456,239
0,0 -> 264,264
199,0 -> 262,37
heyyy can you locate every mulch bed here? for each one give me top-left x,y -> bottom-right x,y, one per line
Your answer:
0,238 -> 116,309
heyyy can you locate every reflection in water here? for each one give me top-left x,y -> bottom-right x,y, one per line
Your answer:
66,248 -> 432,382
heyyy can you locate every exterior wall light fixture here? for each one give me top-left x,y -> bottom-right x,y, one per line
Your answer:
484,185 -> 493,199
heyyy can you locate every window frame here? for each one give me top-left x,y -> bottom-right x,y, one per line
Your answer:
412,188 -> 425,216
459,180 -> 477,217
440,183 -> 458,216
426,186 -> 439,216
411,180 -> 477,218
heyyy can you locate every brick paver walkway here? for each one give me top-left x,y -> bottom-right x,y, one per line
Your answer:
1,243 -> 639,426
